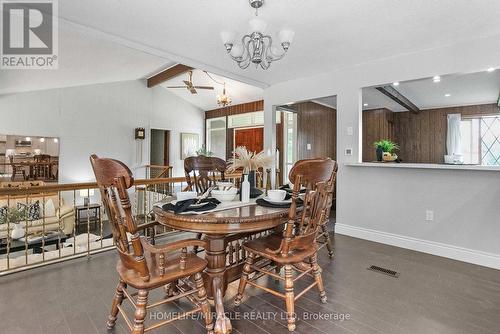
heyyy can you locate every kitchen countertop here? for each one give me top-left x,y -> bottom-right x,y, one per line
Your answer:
345,162 -> 500,171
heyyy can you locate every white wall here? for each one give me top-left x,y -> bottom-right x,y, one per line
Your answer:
264,33 -> 500,269
150,86 -> 205,177
0,80 -> 204,182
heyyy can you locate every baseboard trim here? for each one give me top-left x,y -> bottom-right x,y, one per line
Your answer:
335,224 -> 500,270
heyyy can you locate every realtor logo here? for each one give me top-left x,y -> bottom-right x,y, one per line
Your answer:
1,0 -> 58,69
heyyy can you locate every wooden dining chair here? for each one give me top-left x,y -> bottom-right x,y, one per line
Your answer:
184,156 -> 227,251
184,156 -> 227,193
9,156 -> 26,181
34,154 -> 51,179
234,158 -> 336,332
314,161 -> 338,258
90,155 -> 213,334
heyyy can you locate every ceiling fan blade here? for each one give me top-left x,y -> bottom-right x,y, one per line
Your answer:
189,87 -> 197,94
166,86 -> 188,89
193,86 -> 214,90
183,80 -> 193,87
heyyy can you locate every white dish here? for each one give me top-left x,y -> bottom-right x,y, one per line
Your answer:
262,196 -> 292,205
216,181 -> 234,189
211,188 -> 238,202
267,189 -> 287,201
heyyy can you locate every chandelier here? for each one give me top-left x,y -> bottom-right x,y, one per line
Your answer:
217,83 -> 232,107
220,0 -> 295,70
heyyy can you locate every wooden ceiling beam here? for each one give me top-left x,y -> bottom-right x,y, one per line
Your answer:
375,85 -> 421,114
147,64 -> 193,88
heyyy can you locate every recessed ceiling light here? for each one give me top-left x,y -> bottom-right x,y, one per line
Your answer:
53,138 -> 58,143
363,103 -> 368,107
487,67 -> 495,72
433,76 -> 441,83
25,137 -> 31,141
445,93 -> 451,97
393,82 -> 399,86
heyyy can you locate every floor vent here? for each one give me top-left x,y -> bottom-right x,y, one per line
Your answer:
367,265 -> 400,278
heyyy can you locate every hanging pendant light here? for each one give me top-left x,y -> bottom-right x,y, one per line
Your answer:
217,83 -> 232,107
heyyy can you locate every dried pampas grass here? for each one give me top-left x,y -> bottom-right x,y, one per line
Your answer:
227,146 -> 273,173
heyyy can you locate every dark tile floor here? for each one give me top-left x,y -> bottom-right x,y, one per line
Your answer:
1,234 -> 500,334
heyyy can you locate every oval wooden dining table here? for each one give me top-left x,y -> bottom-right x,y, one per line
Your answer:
154,202 -> 290,334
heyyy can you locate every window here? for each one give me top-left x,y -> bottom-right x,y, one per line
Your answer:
461,115 -> 500,165
206,117 -> 226,159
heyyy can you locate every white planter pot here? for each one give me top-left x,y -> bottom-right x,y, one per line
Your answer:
10,223 -> 25,240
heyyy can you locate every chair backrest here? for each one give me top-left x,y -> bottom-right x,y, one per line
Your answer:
90,154 -> 150,281
34,154 -> 51,162
184,156 -> 226,193
279,158 -> 336,257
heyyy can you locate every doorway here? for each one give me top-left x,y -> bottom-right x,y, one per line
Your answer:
234,127 -> 264,153
150,129 -> 170,166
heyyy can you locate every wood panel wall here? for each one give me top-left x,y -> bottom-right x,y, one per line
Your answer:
362,103 -> 498,163
295,102 -> 337,160
362,108 -> 394,162
205,100 -> 264,119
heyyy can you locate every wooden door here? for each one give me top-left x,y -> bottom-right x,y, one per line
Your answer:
234,127 -> 264,153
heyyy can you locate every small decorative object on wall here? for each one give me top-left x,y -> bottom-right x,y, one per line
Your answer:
227,146 -> 273,198
373,139 -> 399,162
181,133 -> 200,159
135,127 -> 145,140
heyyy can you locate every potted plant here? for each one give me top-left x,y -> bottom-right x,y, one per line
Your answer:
0,206 -> 27,240
227,146 -> 273,198
373,139 -> 399,162
196,144 -> 213,157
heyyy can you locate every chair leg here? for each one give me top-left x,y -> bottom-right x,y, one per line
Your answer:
194,232 -> 203,253
311,254 -> 327,303
107,280 -> 126,329
132,289 -> 148,334
284,265 -> 296,332
321,224 -> 334,258
275,264 -> 283,283
194,272 -> 214,334
234,253 -> 255,306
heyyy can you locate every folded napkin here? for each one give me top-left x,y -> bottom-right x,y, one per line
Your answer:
161,198 -> 221,214
256,197 -> 303,208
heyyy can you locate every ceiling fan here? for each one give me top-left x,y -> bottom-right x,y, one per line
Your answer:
166,70 -> 214,94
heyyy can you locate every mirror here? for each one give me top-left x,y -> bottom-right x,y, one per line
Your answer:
0,134 -> 60,183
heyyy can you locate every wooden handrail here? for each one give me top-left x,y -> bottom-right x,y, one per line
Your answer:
0,173 -> 242,196
143,164 -> 173,169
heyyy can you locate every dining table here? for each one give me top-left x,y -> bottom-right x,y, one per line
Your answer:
153,200 -> 290,334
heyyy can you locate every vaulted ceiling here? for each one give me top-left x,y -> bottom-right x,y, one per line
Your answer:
2,1 -> 500,96
57,0 -> 500,86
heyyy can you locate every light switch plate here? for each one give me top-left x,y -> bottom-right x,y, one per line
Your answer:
347,127 -> 353,136
306,143 -> 312,150
345,148 -> 353,155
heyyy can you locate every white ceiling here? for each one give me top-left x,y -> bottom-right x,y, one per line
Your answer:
311,96 -> 337,109
363,70 -> 500,112
55,0 -> 500,86
160,69 -> 263,110
2,1 -> 500,98
0,20 -> 168,95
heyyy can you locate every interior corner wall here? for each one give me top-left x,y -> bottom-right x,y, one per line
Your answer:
263,33 -> 500,269
150,86 -> 204,177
